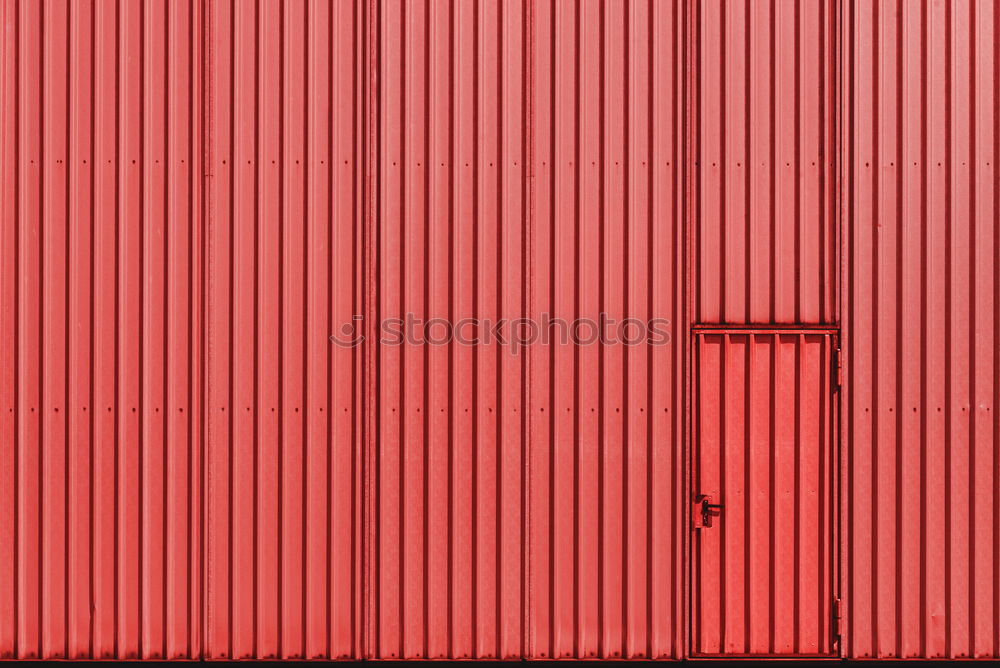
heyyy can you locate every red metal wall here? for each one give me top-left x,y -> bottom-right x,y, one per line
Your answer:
842,0 -> 1000,658
372,0 -> 684,659
526,0 -> 685,657
202,0 -> 363,659
693,0 -> 839,325
0,0 -> 999,661
0,0 -> 205,658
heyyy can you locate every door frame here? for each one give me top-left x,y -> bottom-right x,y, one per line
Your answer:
685,326 -> 842,659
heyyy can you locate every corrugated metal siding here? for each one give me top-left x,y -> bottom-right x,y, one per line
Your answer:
693,0 -> 839,325
692,330 -> 838,657
842,0 -> 1000,658
530,0 -> 686,657
1,0 -> 204,658
203,0 -> 364,659
2,0 -> 1000,662
371,0 -> 685,658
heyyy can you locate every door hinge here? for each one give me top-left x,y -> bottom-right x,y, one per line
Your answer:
832,347 -> 843,392
832,596 -> 842,646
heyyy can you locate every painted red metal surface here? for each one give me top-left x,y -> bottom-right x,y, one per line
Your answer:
202,0 -> 364,660
693,0 -> 839,326
371,0 -> 685,659
692,330 -> 838,657
0,0 -> 999,661
1,0 -> 206,659
841,0 -> 1000,659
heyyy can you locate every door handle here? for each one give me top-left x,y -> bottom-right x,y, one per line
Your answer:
693,494 -> 724,529
701,499 -> 723,527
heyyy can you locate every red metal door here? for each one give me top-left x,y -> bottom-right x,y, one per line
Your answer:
692,330 -> 838,657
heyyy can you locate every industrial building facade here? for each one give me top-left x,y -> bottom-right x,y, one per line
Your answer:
0,0 -> 998,660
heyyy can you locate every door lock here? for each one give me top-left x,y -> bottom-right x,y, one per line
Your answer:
693,494 -> 723,529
